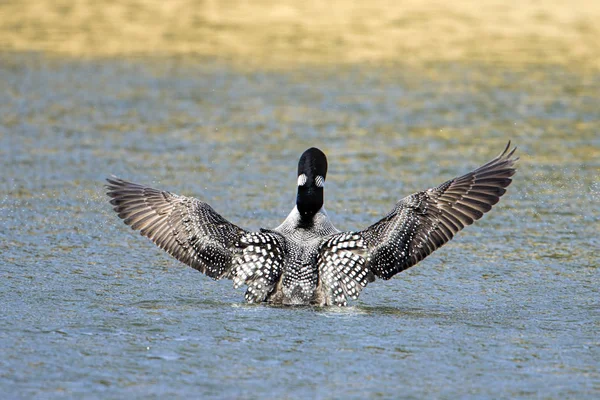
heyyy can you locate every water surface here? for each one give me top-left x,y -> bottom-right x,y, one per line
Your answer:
0,54 -> 598,398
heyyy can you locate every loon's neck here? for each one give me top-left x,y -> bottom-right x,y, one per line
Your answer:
274,206 -> 340,237
296,187 -> 323,221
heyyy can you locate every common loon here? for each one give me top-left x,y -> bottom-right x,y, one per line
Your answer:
107,143 -> 517,306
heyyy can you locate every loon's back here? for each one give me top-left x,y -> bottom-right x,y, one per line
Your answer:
107,144 -> 518,306
268,207 -> 340,305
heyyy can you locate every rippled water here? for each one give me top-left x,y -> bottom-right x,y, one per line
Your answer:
1,54 -> 598,398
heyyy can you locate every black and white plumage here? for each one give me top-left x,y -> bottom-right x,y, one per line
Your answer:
107,144 -> 518,306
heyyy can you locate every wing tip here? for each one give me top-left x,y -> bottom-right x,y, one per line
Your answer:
105,177 -> 152,201
105,176 -> 128,195
105,175 -> 124,186
498,140 -> 519,165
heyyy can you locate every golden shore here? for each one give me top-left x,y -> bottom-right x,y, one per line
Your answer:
1,0 -> 599,69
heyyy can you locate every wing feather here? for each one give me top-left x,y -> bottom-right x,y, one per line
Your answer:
316,233 -> 375,306
106,178 -> 247,279
359,142 -> 518,280
107,178 -> 287,300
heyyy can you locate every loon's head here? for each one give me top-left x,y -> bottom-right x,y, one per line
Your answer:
296,147 -> 328,220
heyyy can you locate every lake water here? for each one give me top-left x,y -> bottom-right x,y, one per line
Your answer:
1,54 -> 598,398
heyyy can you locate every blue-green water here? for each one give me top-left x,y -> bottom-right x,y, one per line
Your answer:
0,54 -> 598,398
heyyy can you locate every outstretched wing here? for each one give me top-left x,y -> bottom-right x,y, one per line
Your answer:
317,142 -> 518,303
107,178 -> 287,300
106,178 -> 247,279
361,142 -> 518,279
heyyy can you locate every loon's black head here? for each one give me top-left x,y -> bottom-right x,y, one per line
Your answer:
296,147 -> 328,220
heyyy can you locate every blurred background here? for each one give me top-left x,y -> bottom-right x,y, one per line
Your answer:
1,1 -> 599,399
1,0 -> 600,68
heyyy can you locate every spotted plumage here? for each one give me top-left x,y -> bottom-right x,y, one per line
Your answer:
107,143 -> 518,306
232,231 -> 286,303
317,233 -> 374,306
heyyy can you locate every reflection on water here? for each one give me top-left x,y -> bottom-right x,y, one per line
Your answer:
0,54 -> 598,398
